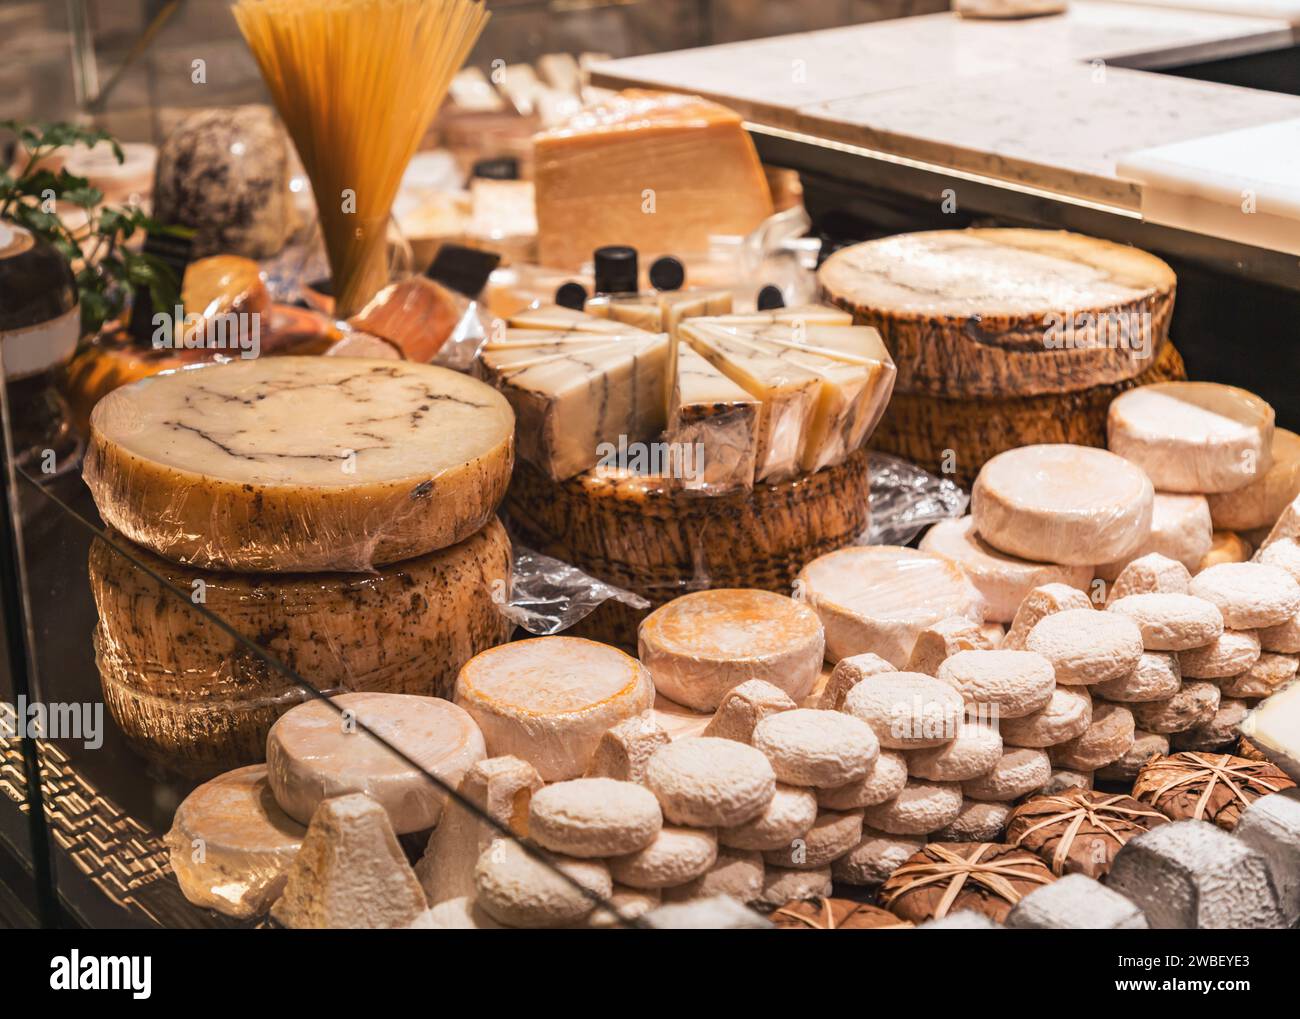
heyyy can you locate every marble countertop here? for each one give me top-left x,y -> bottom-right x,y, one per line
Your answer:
589,2 -> 1300,248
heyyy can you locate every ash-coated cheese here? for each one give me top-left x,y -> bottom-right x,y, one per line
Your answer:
932,800 -> 1014,843
1202,531 -> 1253,571
751,709 -> 880,788
1097,493 -> 1212,580
1042,769 -> 1095,795
585,715 -> 671,784
662,849 -> 764,905
797,546 -> 984,666
1025,608 -> 1144,684
1093,651 -> 1183,702
1003,583 -> 1094,651
998,685 -> 1093,748
271,794 -> 427,930
762,810 -> 864,870
1106,552 -> 1191,605
920,516 -> 1092,623
1108,382 -> 1275,494
607,825 -> 719,890
1050,702 -> 1135,770
819,653 -> 896,711
703,680 -> 797,744
1189,562 -> 1300,630
1096,729 -> 1169,782
1172,698 -> 1251,753
1106,594 -> 1224,652
1220,652 -> 1298,699
862,779 -> 964,835
474,838 -> 612,928
718,784 -> 819,852
266,693 -> 486,834
842,672 -> 965,750
815,751 -> 909,811
166,764 -> 305,919
961,748 -> 1052,802
644,737 -> 776,828
1240,681 -> 1300,780
1207,429 -> 1300,531
528,778 -> 663,858
1130,681 -> 1222,734
1179,630 -> 1261,680
638,589 -> 824,711
755,866 -> 833,909
904,616 -> 997,676
972,444 -> 1154,567
83,358 -> 515,571
905,720 -> 1004,782
454,637 -> 654,781
936,649 -> 1056,718
817,229 -> 1175,399
832,829 -> 925,886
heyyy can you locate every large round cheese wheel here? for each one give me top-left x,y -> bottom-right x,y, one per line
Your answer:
266,692 -> 486,833
638,589 -> 825,711
1108,382 -> 1275,494
165,764 -> 305,919
1207,429 -> 1300,531
84,357 -> 515,571
455,637 -> 655,781
796,546 -> 984,666
90,520 -> 511,777
972,444 -> 1154,566
819,228 -> 1175,398
919,515 -> 1093,623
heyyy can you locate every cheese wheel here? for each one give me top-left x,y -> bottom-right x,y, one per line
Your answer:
935,650 -> 1056,719
972,444 -> 1154,566
266,692 -> 486,833
1003,583 -> 1094,651
920,516 -> 1092,623
1095,729 -> 1169,782
818,229 -> 1175,398
905,720 -> 1004,782
1105,593 -> 1224,652
816,750 -> 909,810
90,521 -> 512,777
1129,681 -> 1221,735
703,679 -> 797,744
833,829 -> 925,886
932,800 -> 1013,843
998,685 -> 1093,748
1207,430 -> 1300,531
1049,702 -> 1135,770
762,810 -> 864,870
1219,651 -> 1298,699
718,784 -> 819,852
1093,651 -> 1182,702
961,748 -> 1052,802
1178,631 -> 1262,680
1096,493 -> 1212,580
862,779 -> 964,835
1108,382 -> 1275,494
1025,608 -> 1144,684
455,637 -> 654,781
904,616 -> 996,676
165,764 -> 305,919
474,838 -> 612,928
1189,562 -> 1300,630
84,357 -> 515,571
797,546 -> 984,666
1106,552 -> 1191,605
637,589 -> 824,711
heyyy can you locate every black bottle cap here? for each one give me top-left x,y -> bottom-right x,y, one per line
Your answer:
554,281 -> 588,310
593,245 -> 638,295
648,255 -> 685,292
425,244 -> 501,298
128,229 -> 195,343
471,156 -> 519,181
756,285 -> 785,311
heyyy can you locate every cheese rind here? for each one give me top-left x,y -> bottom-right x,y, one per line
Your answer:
266,693 -> 486,833
972,444 -> 1154,566
454,636 -> 655,781
1097,493 -> 1212,580
1108,382 -> 1276,494
798,546 -> 985,666
1207,429 -> 1300,531
638,589 -> 824,711
83,357 -> 515,571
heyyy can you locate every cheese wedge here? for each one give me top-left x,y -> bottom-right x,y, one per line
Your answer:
666,342 -> 760,493
589,288 -> 733,339
476,333 -> 669,481
534,90 -> 773,269
454,636 -> 655,781
507,304 -> 641,335
699,304 -> 853,328
83,357 -> 515,571
1207,428 -> 1300,531
1240,682 -> 1300,782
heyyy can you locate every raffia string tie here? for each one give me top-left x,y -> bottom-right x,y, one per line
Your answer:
1010,794 -> 1167,875
1144,753 -> 1286,822
883,843 -> 1053,919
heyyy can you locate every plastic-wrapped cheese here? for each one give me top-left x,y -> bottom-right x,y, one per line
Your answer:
797,546 -> 984,666
1108,382 -> 1275,494
1096,493 -> 1212,581
638,589 -> 824,711
1207,429 -> 1300,531
920,515 -> 1092,623
972,444 -> 1153,566
83,358 -> 515,571
266,693 -> 486,833
455,637 -> 654,781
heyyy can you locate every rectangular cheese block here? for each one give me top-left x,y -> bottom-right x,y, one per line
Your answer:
507,304 -> 643,335
476,333 -> 669,481
534,90 -> 774,269
682,322 -> 820,482
698,304 -> 853,328
667,342 -> 760,494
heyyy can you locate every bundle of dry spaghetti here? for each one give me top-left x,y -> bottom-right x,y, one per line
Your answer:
233,0 -> 489,317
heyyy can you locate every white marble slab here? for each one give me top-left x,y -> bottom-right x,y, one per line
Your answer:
1092,0 -> 1300,26
1118,118 -> 1300,252
800,64 -> 1300,207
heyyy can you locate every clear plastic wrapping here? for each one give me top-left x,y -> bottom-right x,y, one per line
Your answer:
502,545 -> 649,635
865,452 -> 969,547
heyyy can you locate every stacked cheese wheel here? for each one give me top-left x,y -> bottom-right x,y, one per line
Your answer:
84,358 -> 517,776
818,228 -> 1184,485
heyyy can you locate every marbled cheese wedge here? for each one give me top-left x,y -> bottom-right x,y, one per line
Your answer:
84,357 -> 514,571
666,342 -> 760,494
455,637 -> 654,781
